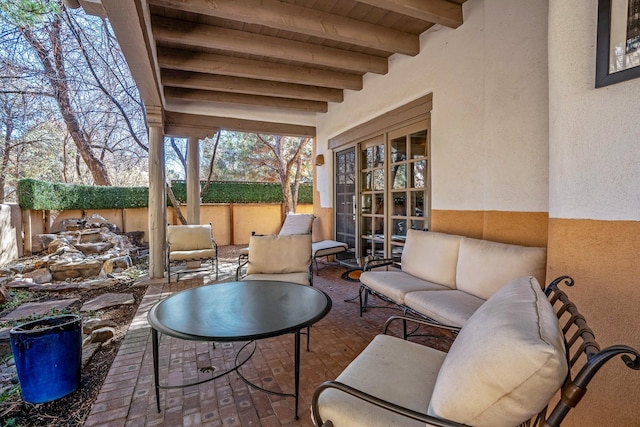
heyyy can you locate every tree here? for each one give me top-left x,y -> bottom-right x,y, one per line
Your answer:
0,0 -> 148,196
255,134 -> 312,213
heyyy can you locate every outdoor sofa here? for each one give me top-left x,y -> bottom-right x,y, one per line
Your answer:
359,229 -> 547,329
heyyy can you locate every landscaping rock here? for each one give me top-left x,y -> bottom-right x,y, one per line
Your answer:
81,293 -> 134,311
21,267 -> 52,284
75,242 -> 113,255
83,326 -> 115,345
0,298 -> 80,321
78,277 -> 120,290
100,255 -> 132,276
83,318 -> 118,334
50,259 -> 104,280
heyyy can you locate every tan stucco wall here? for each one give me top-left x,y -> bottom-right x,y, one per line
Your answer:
431,210 -> 549,248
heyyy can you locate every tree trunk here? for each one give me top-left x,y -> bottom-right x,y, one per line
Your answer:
0,118 -> 12,202
21,17 -> 111,186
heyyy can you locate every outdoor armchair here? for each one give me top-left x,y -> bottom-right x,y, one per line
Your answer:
166,223 -> 218,282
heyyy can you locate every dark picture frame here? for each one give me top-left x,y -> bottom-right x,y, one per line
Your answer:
596,0 -> 640,87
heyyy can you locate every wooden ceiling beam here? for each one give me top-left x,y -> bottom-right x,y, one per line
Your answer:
164,87 -> 328,113
148,0 -> 419,55
161,70 -> 343,103
158,48 -> 363,90
356,0 -> 463,29
153,16 -> 388,75
164,111 -> 316,138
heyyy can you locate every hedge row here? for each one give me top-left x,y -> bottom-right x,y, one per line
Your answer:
17,179 -> 312,210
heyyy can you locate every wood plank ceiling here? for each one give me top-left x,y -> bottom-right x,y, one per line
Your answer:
147,0 -> 466,119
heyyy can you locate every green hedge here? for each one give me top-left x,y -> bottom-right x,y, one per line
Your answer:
17,179 -> 313,210
171,181 -> 313,204
17,179 -> 149,210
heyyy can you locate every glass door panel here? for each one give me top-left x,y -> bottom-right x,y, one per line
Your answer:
335,147 -> 356,265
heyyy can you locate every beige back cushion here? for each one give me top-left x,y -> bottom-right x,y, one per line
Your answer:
428,276 -> 568,427
247,234 -> 312,274
167,224 -> 213,251
278,213 -> 314,236
401,230 -> 461,288
455,237 -> 547,300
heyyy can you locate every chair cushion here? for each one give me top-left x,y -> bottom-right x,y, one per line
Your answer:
247,234 -> 312,275
312,240 -> 348,257
316,334 -> 446,427
167,224 -> 214,251
455,237 -> 547,300
428,276 -> 568,427
401,230 -> 461,289
360,271 -> 449,305
403,290 -> 484,328
242,272 -> 310,286
278,213 -> 314,235
169,248 -> 217,261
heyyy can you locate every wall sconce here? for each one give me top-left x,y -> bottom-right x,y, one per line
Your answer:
315,154 -> 325,166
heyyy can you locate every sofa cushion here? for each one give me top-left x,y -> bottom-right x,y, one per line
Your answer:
247,234 -> 311,275
401,230 -> 462,288
428,276 -> 567,427
404,290 -> 484,328
455,237 -> 547,300
360,271 -> 449,305
316,334 -> 446,427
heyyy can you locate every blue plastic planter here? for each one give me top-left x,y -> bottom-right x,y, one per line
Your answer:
10,314 -> 82,403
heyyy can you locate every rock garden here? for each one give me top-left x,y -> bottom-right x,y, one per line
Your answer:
0,214 -> 149,426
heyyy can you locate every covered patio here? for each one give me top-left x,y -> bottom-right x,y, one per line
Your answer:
69,1 -> 640,426
83,253 -> 454,426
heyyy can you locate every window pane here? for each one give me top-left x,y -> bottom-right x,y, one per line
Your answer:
391,136 -> 407,162
392,192 -> 406,216
410,220 -> 425,231
362,171 -> 372,191
373,169 -> 385,190
410,191 -> 425,217
392,219 -> 407,237
413,160 -> 426,188
373,145 -> 385,167
361,194 -> 372,214
392,164 -> 406,189
410,130 -> 427,159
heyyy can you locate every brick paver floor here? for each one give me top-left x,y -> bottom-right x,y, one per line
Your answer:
84,253 -> 454,427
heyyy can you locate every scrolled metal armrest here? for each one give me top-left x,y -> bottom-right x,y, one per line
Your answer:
363,258 -> 395,271
235,260 -> 248,280
311,381 -> 470,427
383,315 -> 461,335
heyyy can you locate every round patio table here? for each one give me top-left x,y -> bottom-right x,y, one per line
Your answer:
147,280 -> 332,419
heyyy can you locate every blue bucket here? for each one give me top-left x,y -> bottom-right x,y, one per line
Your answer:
10,314 -> 82,403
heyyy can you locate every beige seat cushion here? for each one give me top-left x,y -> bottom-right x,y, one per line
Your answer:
167,224 -> 215,251
169,248 -> 217,261
428,276 -> 568,427
316,334 -> 446,427
401,230 -> 461,288
247,234 -> 312,275
403,289 -> 484,328
360,271 -> 449,305
242,272 -> 310,286
312,240 -> 348,257
455,237 -> 547,300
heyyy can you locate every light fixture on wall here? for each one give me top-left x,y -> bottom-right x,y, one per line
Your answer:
315,154 -> 325,166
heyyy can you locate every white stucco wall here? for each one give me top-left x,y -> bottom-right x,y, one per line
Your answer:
316,0 -> 550,213
549,0 -> 640,221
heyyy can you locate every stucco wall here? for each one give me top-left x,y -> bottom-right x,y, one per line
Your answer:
548,1 -> 640,425
316,0 -> 550,219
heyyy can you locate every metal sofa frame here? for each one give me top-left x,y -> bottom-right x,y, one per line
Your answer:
312,276 -> 640,427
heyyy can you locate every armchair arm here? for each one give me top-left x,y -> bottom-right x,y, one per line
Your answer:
236,259 -> 248,281
363,258 -> 395,271
383,315 -> 461,335
311,381 -> 471,427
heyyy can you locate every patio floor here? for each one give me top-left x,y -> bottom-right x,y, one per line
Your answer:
83,247 -> 455,427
